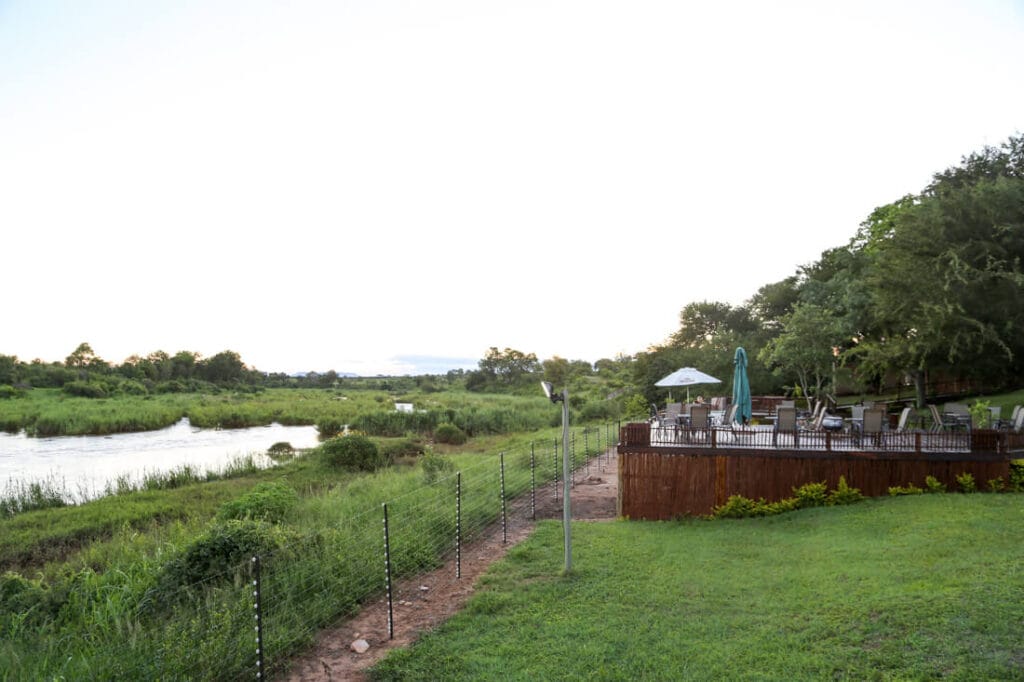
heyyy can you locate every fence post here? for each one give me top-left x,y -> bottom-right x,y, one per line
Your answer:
252,555 -> 264,680
571,432 -> 576,488
500,452 -> 507,544
383,503 -> 394,640
456,471 -> 462,579
584,429 -> 590,478
530,442 -> 536,521
553,438 -> 560,503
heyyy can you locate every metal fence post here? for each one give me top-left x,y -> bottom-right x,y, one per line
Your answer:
252,555 -> 264,680
584,428 -> 590,478
553,438 -> 560,502
571,432 -> 576,488
500,452 -> 507,544
530,442 -> 536,521
456,471 -> 462,579
383,503 -> 394,640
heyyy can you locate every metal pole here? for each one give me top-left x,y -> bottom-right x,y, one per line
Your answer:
383,503 -> 394,640
553,438 -> 560,503
500,452 -> 507,544
561,390 -> 572,574
456,471 -> 462,579
252,555 -> 264,680
530,442 -> 536,521
571,431 -> 576,489
584,428 -> 590,478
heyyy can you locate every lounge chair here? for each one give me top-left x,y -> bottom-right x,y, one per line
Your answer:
894,406 -> 913,432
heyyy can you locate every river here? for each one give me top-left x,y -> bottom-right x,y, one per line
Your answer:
0,418 -> 320,502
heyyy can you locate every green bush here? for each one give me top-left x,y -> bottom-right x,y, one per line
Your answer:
1010,461 -> 1024,492
827,476 -> 865,505
433,422 -> 467,445
61,381 -> 107,398
152,520 -> 303,598
421,451 -> 454,483
0,385 -> 21,400
793,481 -> 828,508
888,484 -> 924,496
956,472 -> 977,493
379,437 -> 427,461
316,418 -> 345,439
318,434 -> 388,471
713,494 -> 771,518
216,482 -> 298,523
987,477 -> 1004,493
924,475 -> 946,493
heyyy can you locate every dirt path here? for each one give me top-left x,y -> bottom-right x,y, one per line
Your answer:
284,449 -> 619,681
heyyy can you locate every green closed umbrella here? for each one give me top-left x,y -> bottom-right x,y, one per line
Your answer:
732,347 -> 752,424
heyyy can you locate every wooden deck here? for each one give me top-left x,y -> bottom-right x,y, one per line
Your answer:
617,422 -> 1020,519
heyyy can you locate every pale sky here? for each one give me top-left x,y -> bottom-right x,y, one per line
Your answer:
2,1 -> 1022,376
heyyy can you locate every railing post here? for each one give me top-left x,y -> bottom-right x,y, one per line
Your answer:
252,555 -> 264,680
500,452 -> 507,544
383,503 -> 394,640
456,472 -> 462,579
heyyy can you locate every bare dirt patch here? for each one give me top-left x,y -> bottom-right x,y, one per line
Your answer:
284,450 -> 619,681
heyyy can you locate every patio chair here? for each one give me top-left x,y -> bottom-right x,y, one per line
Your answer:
927,404 -> 948,432
859,407 -> 886,448
773,407 -> 798,447
1001,405 -> 1024,430
687,404 -> 711,443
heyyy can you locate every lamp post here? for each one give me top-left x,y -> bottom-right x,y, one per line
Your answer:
541,381 -> 572,574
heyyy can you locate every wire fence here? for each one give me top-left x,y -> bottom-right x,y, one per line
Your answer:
67,421 -> 618,681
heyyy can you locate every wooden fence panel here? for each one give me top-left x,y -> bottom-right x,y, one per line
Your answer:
618,446 -> 1012,519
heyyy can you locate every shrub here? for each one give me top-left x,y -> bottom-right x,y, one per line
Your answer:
987,477 -> 1004,493
924,475 -> 946,493
1010,461 -> 1024,492
216,482 -> 299,523
379,437 -> 427,461
0,385 -> 20,400
434,422 -> 468,445
318,434 -> 388,471
793,481 -> 828,508
955,472 -> 977,493
62,381 -> 107,398
713,494 -> 771,518
888,484 -> 924,496
267,442 -> 295,460
151,520 -> 303,598
827,476 -> 865,505
421,451 -> 454,483
316,418 -> 345,440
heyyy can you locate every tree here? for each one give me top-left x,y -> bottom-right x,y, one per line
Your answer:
760,304 -> 849,409
477,347 -> 541,387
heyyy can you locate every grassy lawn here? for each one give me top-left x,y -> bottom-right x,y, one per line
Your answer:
371,494 -> 1024,681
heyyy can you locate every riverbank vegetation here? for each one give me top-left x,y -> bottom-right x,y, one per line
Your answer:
0,413 -> 579,679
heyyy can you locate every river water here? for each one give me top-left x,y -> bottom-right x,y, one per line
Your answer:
0,418 -> 320,501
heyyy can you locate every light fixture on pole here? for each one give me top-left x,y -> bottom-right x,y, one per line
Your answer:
541,380 -> 572,574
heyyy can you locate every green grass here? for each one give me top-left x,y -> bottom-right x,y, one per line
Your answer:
371,494 -> 1024,681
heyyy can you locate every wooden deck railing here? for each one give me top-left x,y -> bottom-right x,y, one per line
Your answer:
616,422 -> 1020,519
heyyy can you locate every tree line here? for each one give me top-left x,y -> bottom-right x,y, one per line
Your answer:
635,133 -> 1024,407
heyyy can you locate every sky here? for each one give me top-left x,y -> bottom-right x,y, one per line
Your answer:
2,1 -> 1022,376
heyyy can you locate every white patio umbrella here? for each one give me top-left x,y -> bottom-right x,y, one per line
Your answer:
654,367 -> 722,402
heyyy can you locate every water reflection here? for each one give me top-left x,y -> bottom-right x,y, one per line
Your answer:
0,418 -> 320,501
